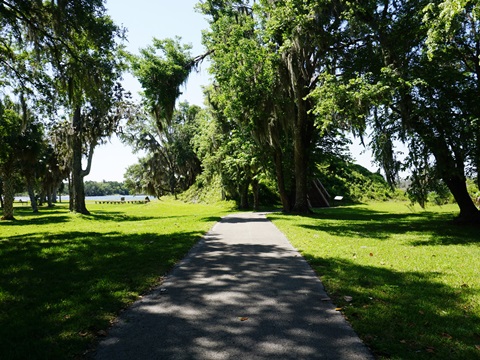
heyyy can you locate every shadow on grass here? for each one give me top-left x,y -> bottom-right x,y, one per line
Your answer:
0,215 -> 71,226
0,229 -> 204,360
305,256 -> 480,359
2,209 -> 222,228
85,212 -> 162,222
269,206 -> 479,245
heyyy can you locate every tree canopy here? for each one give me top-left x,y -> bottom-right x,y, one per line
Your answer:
1,0 -> 479,224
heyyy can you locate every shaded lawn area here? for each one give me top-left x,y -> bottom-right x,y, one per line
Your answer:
268,202 -> 480,360
0,199 -> 234,360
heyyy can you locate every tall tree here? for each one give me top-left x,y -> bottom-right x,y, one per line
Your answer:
201,0 -> 346,213
200,3 -> 294,211
121,102 -> 202,198
1,1 -> 127,215
129,37 -> 194,130
424,0 -> 480,191
192,90 -> 265,209
0,100 -> 23,220
321,0 -> 480,223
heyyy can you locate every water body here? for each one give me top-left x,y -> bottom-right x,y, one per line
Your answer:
14,195 -> 150,202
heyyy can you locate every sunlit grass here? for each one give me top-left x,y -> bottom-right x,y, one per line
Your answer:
269,202 -> 480,360
0,198 -> 234,359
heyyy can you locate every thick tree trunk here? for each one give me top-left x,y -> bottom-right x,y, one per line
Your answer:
476,129 -> 480,191
71,106 -> 89,215
284,48 -> 312,214
1,170 -> 15,220
238,181 -> 249,210
444,175 -> 480,224
273,148 -> 291,212
46,185 -> 53,207
26,179 -> 39,213
292,120 -> 309,213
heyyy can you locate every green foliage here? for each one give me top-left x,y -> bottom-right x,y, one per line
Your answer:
1,1 -> 128,215
0,108 -> 23,164
269,202 -> 480,359
129,38 -> 193,127
316,158 -> 395,203
122,103 -> 202,198
0,199 -> 234,359
84,181 -> 129,196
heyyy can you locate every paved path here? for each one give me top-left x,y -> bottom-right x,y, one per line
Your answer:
94,212 -> 373,359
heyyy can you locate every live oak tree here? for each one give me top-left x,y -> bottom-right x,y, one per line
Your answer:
0,100 -> 23,220
121,102 -> 202,198
125,38 -> 204,198
54,14 -> 126,214
200,0 -> 348,213
424,1 -> 480,191
1,1 -> 127,215
129,37 -> 194,130
317,0 -> 480,224
192,88 -> 265,210
199,2 -> 293,211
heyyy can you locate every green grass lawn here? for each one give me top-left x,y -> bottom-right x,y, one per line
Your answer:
0,199 -> 234,360
268,202 -> 480,360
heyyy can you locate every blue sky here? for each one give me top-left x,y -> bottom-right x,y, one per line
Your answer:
87,0 -> 210,182
87,0 -> 376,182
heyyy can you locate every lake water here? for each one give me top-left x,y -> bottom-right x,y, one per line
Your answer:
14,195 -> 150,202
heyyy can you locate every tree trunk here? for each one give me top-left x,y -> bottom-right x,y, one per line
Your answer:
292,119 -> 309,213
71,106 -> 89,214
239,181 -> 249,210
444,175 -> 480,224
1,170 -> 15,220
476,129 -> 480,191
26,179 -> 39,213
47,185 -> 53,207
252,178 -> 259,212
68,173 -> 74,211
284,48 -> 312,214
272,148 -> 291,212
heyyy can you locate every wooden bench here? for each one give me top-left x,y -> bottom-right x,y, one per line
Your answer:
94,200 -> 148,205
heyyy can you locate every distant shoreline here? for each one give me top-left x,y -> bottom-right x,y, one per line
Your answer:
14,195 -> 151,202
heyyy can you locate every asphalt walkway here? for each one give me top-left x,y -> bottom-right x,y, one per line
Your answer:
94,212 -> 373,359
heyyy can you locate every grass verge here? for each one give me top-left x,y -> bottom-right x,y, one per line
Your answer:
0,198 -> 234,359
268,202 -> 480,360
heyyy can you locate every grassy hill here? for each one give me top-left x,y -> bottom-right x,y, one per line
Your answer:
316,159 -> 396,203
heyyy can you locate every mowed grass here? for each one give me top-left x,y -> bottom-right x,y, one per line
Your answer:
0,199 -> 234,360
268,202 -> 480,360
